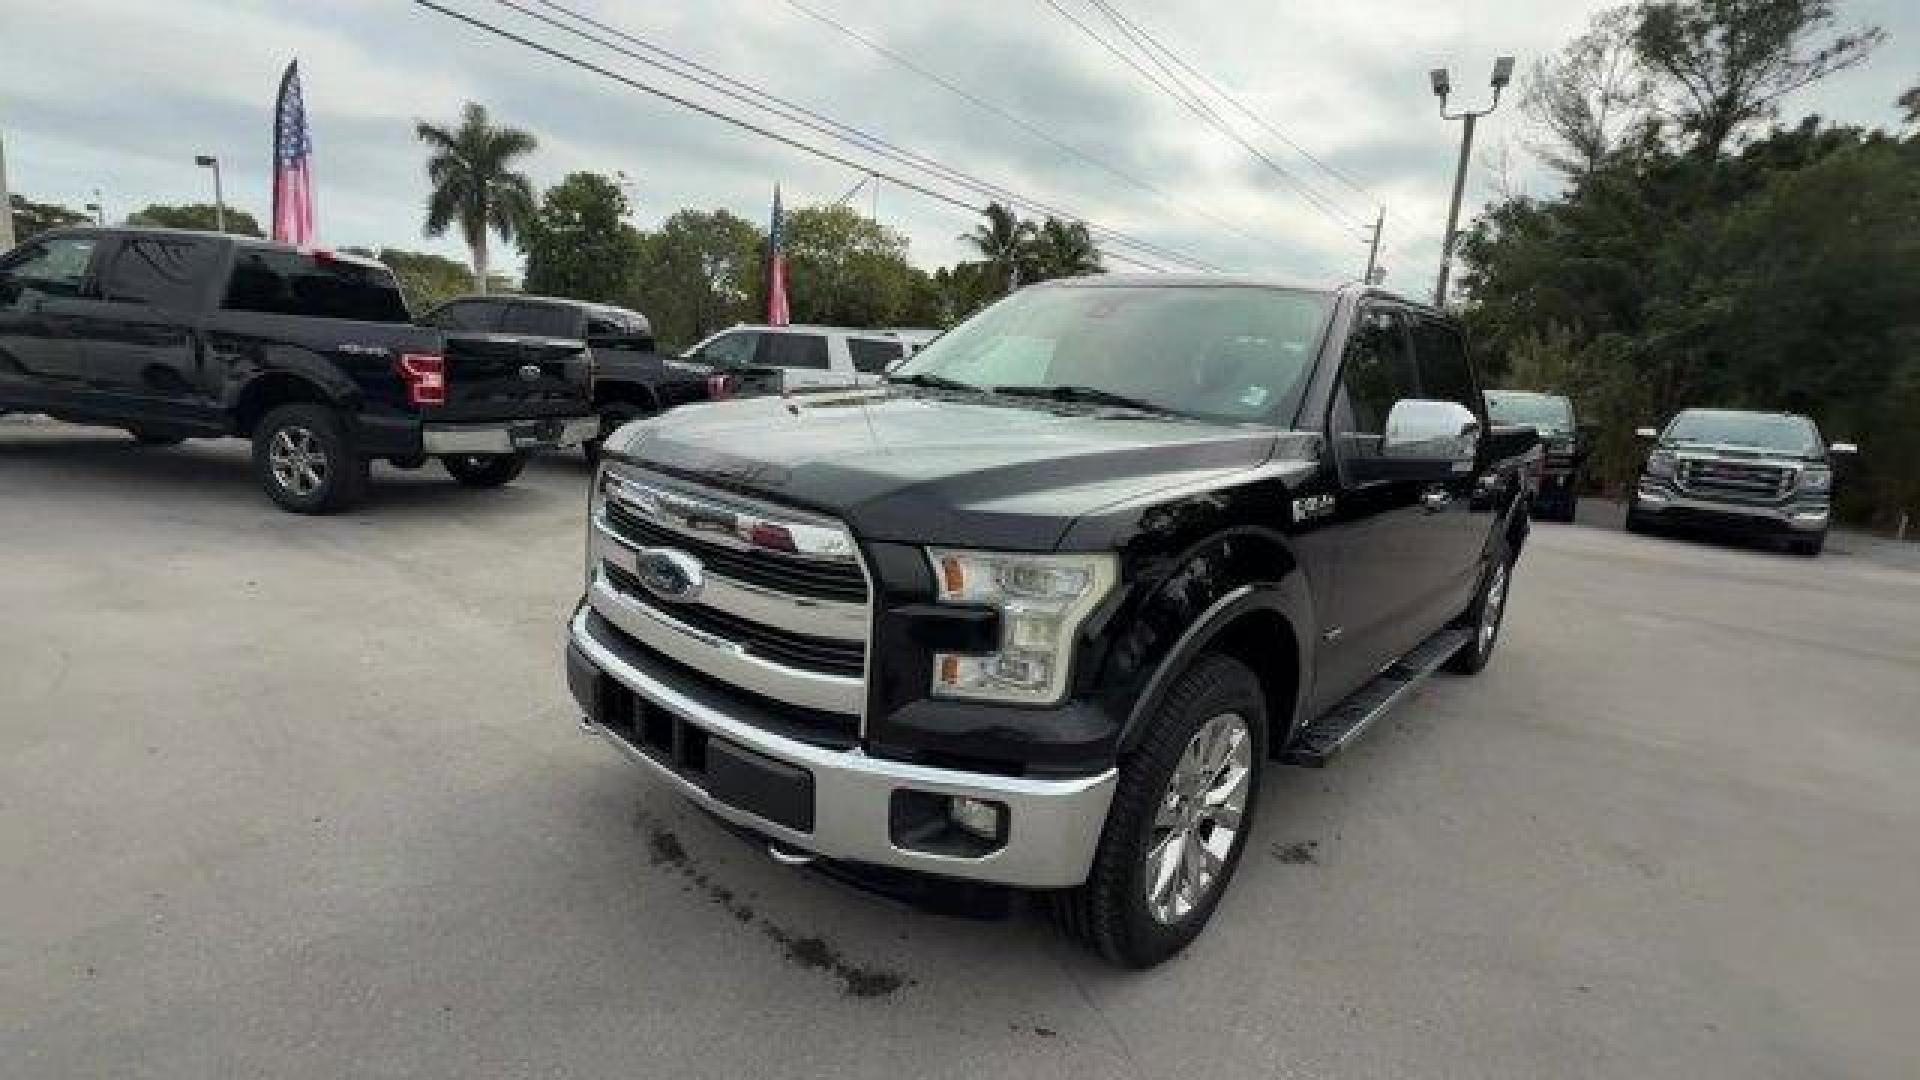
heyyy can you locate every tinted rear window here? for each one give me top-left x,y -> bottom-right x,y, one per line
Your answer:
103,236 -> 220,310
501,303 -> 581,338
427,300 -> 503,332
848,338 -> 904,374
223,250 -> 410,322
763,333 -> 830,370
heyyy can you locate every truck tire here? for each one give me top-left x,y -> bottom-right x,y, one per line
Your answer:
583,400 -> 651,466
1789,531 -> 1826,558
1052,653 -> 1265,968
442,453 -> 528,488
128,428 -> 186,446
1445,548 -> 1513,675
252,403 -> 368,514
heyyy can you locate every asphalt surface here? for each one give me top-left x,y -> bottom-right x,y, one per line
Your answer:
5,420 -> 1918,1080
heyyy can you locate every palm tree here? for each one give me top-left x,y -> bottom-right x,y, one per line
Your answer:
1034,218 -> 1103,280
961,202 -> 1036,292
414,102 -> 538,292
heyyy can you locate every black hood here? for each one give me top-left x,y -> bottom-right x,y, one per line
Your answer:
606,389 -> 1283,549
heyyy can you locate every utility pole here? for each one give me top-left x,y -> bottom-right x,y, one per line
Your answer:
0,129 -> 14,251
1362,206 -> 1383,286
1429,56 -> 1514,307
195,155 -> 226,232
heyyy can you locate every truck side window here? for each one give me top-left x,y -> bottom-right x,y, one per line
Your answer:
1410,317 -> 1478,413
762,333 -> 830,370
848,338 -> 904,374
102,237 -> 215,309
1340,307 -> 1417,437
0,235 -> 100,304
694,331 -> 759,368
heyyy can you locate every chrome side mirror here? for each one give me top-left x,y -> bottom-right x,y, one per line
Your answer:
1634,426 -> 1659,439
1828,441 -> 1858,455
1382,399 -> 1480,463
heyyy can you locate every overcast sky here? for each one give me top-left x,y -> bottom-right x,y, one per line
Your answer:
4,0 -> 1912,296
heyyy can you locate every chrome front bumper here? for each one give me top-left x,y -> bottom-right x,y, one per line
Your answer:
424,416 -> 598,455
568,607 -> 1117,889
1636,483 -> 1829,531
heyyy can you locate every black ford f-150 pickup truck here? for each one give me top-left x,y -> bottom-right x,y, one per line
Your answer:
1626,407 -> 1855,556
0,227 -> 594,512
421,293 -> 719,462
565,277 -> 1538,966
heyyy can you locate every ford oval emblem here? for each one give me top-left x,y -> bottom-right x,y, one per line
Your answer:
633,547 -> 704,604
518,363 -> 543,382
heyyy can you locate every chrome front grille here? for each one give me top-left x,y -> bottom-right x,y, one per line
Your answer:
1677,458 -> 1792,502
588,468 -> 871,723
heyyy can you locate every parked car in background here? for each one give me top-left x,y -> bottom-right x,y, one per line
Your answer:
567,278 -> 1539,967
421,294 -> 719,462
0,227 -> 594,512
1627,408 -> 1855,556
1485,390 -> 1587,521
682,324 -> 920,395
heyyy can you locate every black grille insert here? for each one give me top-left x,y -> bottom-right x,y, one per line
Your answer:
603,563 -> 866,679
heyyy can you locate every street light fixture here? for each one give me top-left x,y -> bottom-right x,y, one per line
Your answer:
1429,55 -> 1515,306
195,154 -> 227,233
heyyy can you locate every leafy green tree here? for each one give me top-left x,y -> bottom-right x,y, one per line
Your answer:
8,195 -> 88,241
783,203 -> 936,328
1522,7 -> 1649,177
962,202 -> 1036,292
1030,217 -> 1103,280
628,208 -> 765,351
1633,0 -> 1885,157
125,202 -> 264,237
414,102 -> 538,292
1901,82 -> 1920,128
522,172 -> 644,303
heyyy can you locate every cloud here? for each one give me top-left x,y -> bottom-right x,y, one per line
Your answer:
3,0 -> 1910,295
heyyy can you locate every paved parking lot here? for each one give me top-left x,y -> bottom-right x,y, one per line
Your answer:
5,421 -> 1918,1079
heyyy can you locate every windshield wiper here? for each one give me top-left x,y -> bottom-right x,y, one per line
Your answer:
990,384 -> 1171,414
887,372 -> 982,393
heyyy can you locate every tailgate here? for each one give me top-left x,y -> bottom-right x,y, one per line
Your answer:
437,333 -> 592,421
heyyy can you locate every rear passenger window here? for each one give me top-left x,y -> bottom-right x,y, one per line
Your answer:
500,303 -> 581,338
427,300 -> 502,332
0,235 -> 100,303
848,338 -> 904,374
1410,317 -> 1478,412
223,249 -> 412,322
103,237 -> 217,310
762,333 -> 830,370
1340,307 -> 1417,436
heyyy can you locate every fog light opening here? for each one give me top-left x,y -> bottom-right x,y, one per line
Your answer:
949,796 -> 1007,842
889,790 -> 1009,858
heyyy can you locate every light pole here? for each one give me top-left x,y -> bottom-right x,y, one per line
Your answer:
195,154 -> 226,233
1429,55 -> 1513,307
86,188 -> 105,225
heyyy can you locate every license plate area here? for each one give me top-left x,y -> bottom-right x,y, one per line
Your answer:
581,661 -> 815,834
510,419 -> 563,447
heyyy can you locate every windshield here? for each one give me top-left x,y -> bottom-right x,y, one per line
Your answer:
1666,410 -> 1818,454
1486,391 -> 1573,430
891,284 -> 1333,424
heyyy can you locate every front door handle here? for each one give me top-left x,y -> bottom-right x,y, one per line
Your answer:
1421,487 -> 1452,513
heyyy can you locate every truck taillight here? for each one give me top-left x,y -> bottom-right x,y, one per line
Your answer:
396,353 -> 447,406
707,373 -> 731,400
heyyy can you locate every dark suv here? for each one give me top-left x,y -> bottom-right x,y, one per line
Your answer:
1626,408 -> 1856,556
1486,390 -> 1586,521
565,277 -> 1539,966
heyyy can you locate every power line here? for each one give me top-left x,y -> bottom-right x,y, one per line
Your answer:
779,0 -> 1287,259
1043,0 -> 1369,239
501,0 -> 1211,271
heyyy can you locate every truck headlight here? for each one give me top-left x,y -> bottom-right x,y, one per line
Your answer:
1798,467 -> 1832,494
927,549 -> 1117,705
1645,450 -> 1675,479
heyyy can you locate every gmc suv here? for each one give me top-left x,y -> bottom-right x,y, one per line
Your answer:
1626,408 -> 1856,556
564,278 -> 1538,966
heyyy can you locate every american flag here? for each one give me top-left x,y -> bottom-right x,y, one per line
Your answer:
271,60 -> 315,246
765,184 -> 790,326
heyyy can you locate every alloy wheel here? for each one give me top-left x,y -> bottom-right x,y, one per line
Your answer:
1144,711 -> 1252,925
267,426 -> 328,497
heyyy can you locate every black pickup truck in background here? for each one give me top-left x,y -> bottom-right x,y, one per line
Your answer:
568,277 -> 1539,966
0,227 -> 595,512
422,294 -> 720,462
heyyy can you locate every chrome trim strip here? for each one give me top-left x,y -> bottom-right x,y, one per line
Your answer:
571,608 -> 1115,889
589,570 -> 864,714
602,468 -> 857,563
423,417 -> 596,455
594,521 -> 867,640
1636,485 -> 1828,530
